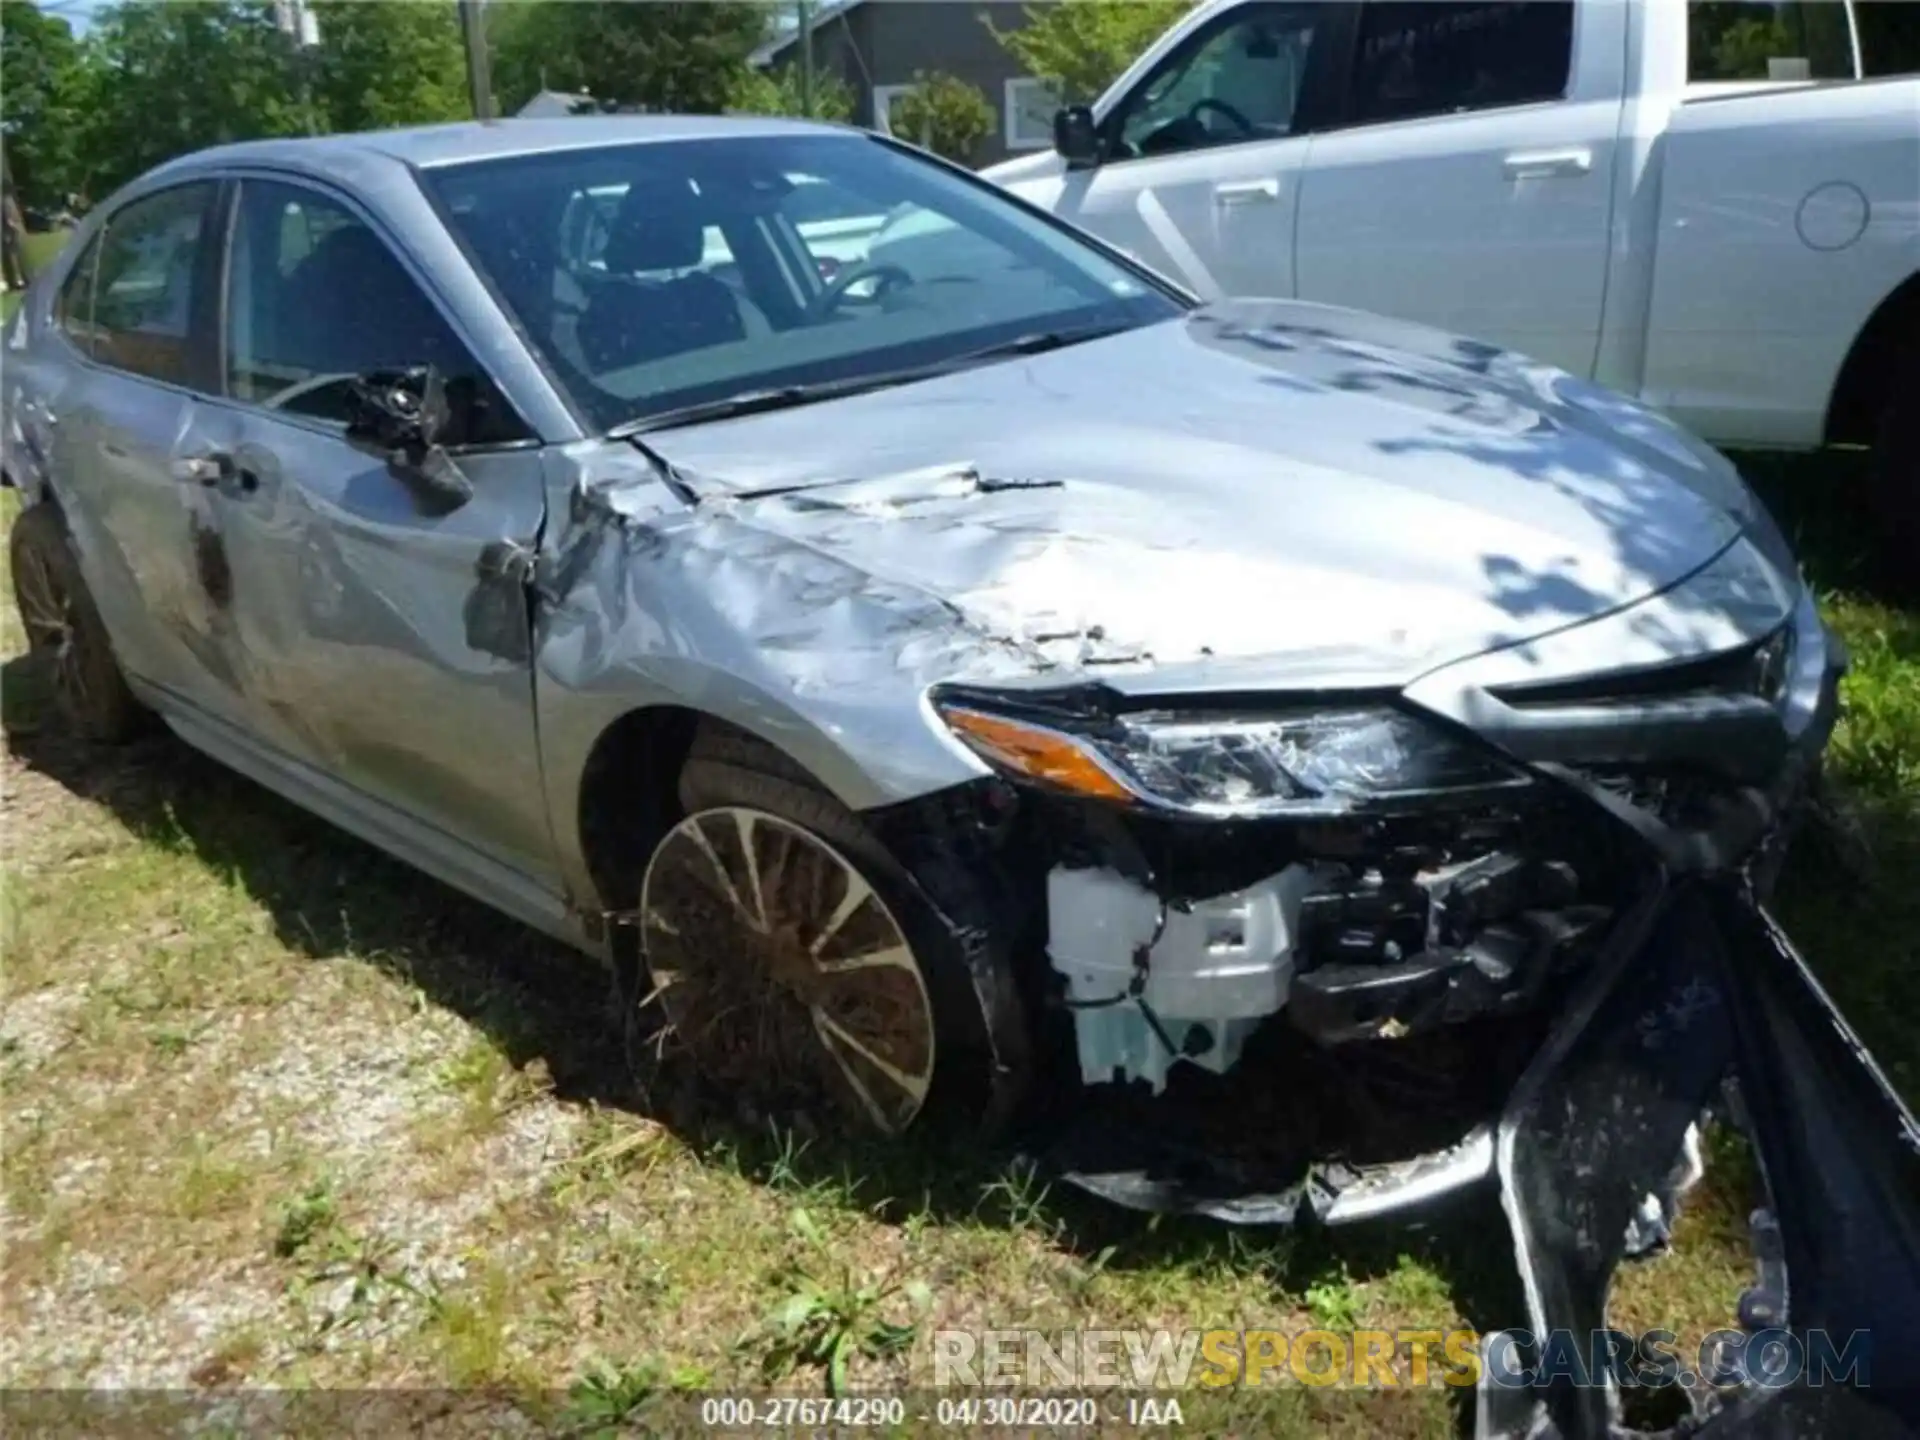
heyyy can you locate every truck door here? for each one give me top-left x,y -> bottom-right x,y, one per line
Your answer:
1035,2 -> 1345,302
1294,1 -> 1626,377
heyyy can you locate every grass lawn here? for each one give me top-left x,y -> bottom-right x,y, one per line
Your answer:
0,437 -> 1913,1430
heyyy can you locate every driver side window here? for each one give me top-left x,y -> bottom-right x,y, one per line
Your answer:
224,179 -> 523,442
1116,4 -> 1325,159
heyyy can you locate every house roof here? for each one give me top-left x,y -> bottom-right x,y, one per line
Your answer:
749,0 -> 870,68
517,90 -> 597,119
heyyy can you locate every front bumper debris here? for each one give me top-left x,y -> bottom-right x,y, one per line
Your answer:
1477,880 -> 1920,1439
1027,594 -> 1845,1222
995,594 -> 1918,1435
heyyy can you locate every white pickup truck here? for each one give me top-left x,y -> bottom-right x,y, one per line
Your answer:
981,0 -> 1920,561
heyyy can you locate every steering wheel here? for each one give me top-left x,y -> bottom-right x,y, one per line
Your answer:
260,371 -> 363,411
1187,97 -> 1255,136
805,261 -> 915,320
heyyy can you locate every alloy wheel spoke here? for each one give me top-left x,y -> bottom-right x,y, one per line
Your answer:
684,818 -> 763,933
734,809 -> 769,932
811,1006 -> 931,1105
810,1007 -> 900,1132
56,641 -> 91,708
807,872 -> 874,959
814,942 -> 915,977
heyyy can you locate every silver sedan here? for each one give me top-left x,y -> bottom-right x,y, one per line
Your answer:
1,115 -> 1842,1220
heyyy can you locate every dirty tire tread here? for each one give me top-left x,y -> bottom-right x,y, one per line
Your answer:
664,726 -> 1030,1138
1870,347 -> 1920,600
8,503 -> 148,744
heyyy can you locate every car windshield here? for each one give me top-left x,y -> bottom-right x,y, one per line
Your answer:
421,131 -> 1184,433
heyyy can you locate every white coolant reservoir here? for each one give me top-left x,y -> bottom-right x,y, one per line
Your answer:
1046,864 -> 1316,1093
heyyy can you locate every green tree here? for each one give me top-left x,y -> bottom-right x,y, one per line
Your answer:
1,1 -> 87,211
74,1 -> 310,200
988,0 -> 1191,105
889,71 -> 994,166
489,1 -> 773,116
728,63 -> 855,123
308,0 -> 468,133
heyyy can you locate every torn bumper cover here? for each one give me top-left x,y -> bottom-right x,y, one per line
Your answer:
1001,579 -> 1848,1227
1477,881 -> 1920,1438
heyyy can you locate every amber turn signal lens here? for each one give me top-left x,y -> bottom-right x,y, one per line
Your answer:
939,707 -> 1136,803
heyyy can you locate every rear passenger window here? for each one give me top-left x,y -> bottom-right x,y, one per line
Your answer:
1686,1 -> 1857,83
53,234 -> 101,355
1346,2 -> 1574,126
90,183 -> 217,385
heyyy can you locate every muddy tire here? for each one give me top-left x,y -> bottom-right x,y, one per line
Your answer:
1869,348 -> 1920,600
9,503 -> 147,743
631,724 -> 1027,1139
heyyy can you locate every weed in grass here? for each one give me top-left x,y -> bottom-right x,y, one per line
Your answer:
1303,1267 -> 1363,1331
423,1261 -> 523,1387
742,1207 -> 932,1394
563,1356 -> 707,1435
271,1180 -> 339,1260
1050,1242 -> 1120,1305
978,1158 -> 1058,1237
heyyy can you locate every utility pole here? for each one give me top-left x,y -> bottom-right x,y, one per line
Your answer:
797,0 -> 814,118
458,0 -> 495,122
273,0 -> 321,135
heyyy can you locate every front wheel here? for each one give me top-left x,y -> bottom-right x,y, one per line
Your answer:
632,727 -> 1028,1139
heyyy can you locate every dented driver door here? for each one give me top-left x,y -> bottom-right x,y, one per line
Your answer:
191,177 -> 561,905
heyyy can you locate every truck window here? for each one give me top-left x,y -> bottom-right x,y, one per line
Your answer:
1345,2 -> 1574,126
1112,3 -> 1326,160
1686,2 -> 1858,82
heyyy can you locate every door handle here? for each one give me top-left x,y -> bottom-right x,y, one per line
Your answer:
1214,178 -> 1282,206
1502,147 -> 1593,180
172,453 -> 233,487
171,451 -> 257,494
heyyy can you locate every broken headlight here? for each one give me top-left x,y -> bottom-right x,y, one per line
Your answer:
938,703 -> 1527,817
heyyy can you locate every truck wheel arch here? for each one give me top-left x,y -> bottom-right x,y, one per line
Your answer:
1827,270 -> 1920,447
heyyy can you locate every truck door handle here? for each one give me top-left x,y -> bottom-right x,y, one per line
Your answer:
1214,178 -> 1282,206
1502,147 -> 1593,180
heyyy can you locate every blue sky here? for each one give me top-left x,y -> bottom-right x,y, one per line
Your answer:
41,0 -> 102,34
38,0 -> 806,39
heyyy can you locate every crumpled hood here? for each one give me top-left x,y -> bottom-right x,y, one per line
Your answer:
637,300 -> 1776,680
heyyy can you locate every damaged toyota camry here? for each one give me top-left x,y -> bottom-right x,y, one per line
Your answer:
1,118 -> 1852,1228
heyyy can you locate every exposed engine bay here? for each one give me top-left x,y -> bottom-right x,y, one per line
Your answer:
924,754 -> 1719,1224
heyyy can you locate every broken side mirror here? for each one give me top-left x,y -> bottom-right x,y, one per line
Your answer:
1054,106 -> 1101,170
344,365 -> 474,515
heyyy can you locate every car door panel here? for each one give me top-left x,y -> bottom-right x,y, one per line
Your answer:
208,411 -> 556,887
1294,0 -> 1625,377
208,177 -> 558,892
43,181 -> 253,724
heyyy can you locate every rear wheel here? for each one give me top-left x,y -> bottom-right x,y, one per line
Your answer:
632,726 -> 1027,1138
1868,349 -> 1920,598
9,503 -> 147,742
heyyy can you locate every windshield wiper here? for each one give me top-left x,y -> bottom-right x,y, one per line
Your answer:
610,321 -> 1138,438
946,321 -> 1137,365
612,373 -> 908,437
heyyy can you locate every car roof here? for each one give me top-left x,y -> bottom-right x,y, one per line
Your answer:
150,113 -> 859,182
